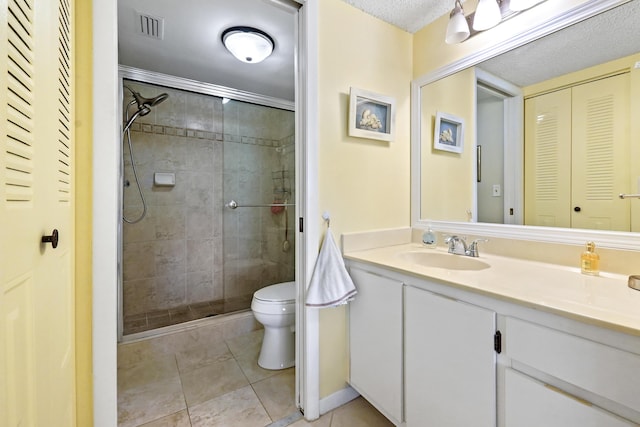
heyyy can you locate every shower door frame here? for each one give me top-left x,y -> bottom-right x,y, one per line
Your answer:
116,66 -> 296,342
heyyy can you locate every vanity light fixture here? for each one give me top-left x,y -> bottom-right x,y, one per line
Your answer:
221,26 -> 274,64
445,0 -> 547,44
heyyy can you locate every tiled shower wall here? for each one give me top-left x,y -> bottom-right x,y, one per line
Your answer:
122,80 -> 295,319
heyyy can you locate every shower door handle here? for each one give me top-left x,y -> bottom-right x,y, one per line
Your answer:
225,200 -> 239,209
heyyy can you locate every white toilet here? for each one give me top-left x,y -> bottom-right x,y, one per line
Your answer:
251,281 -> 296,370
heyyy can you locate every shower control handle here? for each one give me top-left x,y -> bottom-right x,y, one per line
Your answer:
225,200 -> 238,209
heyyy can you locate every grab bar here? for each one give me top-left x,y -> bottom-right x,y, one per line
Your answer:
619,193 -> 640,199
225,200 -> 295,209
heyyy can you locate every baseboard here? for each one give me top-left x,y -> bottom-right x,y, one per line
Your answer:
318,385 -> 360,415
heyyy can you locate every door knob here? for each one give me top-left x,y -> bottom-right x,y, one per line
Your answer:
42,229 -> 59,248
574,206 -> 581,212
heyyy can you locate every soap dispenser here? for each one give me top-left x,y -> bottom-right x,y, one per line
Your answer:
422,226 -> 437,248
580,241 -> 600,276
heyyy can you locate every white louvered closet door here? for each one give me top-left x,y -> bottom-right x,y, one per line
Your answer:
571,73 -> 630,231
524,88 -> 572,228
524,73 -> 631,231
0,0 -> 76,425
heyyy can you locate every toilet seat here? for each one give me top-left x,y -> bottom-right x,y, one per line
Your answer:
253,281 -> 295,303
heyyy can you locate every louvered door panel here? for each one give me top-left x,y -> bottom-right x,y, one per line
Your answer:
1,0 -> 38,425
1,0 -> 76,424
4,0 -> 35,203
571,74 -> 630,231
524,88 -> 572,227
56,0 -> 71,202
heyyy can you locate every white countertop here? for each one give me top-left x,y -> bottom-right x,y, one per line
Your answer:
344,243 -> 640,336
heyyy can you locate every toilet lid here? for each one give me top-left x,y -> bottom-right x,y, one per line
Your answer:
254,281 -> 296,303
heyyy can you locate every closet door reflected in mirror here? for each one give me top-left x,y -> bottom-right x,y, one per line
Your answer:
524,73 -> 630,231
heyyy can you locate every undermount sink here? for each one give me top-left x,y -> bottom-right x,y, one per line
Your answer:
398,251 -> 490,271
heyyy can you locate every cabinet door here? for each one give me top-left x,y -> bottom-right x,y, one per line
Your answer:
505,369 -> 634,427
405,286 -> 497,427
348,268 -> 403,425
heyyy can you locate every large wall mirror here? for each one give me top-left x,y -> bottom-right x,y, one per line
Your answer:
411,0 -> 640,250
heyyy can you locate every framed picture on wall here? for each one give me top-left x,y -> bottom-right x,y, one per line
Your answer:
434,111 -> 464,153
348,87 -> 396,142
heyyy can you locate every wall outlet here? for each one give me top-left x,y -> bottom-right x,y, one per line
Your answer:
492,184 -> 501,197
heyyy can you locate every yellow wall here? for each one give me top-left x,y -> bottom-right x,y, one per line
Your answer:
420,68 -> 476,221
75,0 -> 93,424
318,0 -> 412,397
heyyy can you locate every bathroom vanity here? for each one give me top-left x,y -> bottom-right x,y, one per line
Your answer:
344,238 -> 640,427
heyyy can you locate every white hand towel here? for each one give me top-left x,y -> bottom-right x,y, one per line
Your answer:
305,229 -> 357,307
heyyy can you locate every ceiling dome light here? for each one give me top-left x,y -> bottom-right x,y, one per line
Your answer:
222,26 -> 274,64
509,0 -> 545,11
445,0 -> 470,44
473,0 -> 502,31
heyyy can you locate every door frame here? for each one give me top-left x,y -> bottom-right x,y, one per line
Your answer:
90,0 -> 320,424
474,69 -> 523,225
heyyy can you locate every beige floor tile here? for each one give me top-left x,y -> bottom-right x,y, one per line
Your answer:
189,385 -> 272,427
225,328 -> 263,358
251,368 -> 296,421
118,340 -> 153,368
180,358 -> 249,407
235,350 -> 279,384
117,354 -> 179,393
329,397 -> 394,427
118,376 -> 186,427
175,341 -> 233,373
288,412 -> 332,427
139,409 -> 191,426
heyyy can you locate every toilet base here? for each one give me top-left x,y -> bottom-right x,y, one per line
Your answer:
258,326 -> 295,370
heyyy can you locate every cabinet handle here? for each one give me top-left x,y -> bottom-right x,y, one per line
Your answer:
544,384 -> 592,407
494,330 -> 502,353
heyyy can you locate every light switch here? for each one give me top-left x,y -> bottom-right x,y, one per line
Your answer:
492,184 -> 501,197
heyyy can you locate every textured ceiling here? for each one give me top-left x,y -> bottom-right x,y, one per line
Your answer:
479,0 -> 640,87
117,0 -> 638,101
341,0 -> 451,33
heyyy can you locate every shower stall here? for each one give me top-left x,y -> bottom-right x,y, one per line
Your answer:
118,72 -> 295,337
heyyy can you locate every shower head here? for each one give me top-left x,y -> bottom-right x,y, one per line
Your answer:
125,86 -> 169,108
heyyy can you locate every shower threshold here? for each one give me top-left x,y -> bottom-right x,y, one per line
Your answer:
123,294 -> 254,335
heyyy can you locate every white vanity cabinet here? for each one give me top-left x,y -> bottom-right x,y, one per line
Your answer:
345,259 -> 640,426
348,267 -> 404,425
404,285 -> 497,427
504,368 -> 634,427
503,317 -> 640,426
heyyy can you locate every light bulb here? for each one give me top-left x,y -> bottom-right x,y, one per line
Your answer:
473,0 -> 502,31
446,3 -> 470,44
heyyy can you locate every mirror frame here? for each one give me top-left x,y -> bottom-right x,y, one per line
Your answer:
411,0 -> 639,251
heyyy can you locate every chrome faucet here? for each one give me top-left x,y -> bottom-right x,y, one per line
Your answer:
444,236 -> 488,257
445,235 -> 467,255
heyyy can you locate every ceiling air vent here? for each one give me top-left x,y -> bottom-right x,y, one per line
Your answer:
135,11 -> 164,40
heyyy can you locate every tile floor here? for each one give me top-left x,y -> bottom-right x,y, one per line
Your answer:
118,327 -> 393,427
